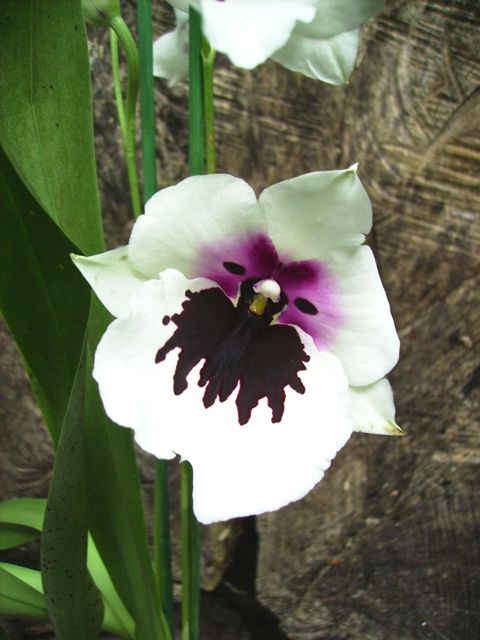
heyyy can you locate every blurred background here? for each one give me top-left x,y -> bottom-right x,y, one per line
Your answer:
1,1 -> 479,638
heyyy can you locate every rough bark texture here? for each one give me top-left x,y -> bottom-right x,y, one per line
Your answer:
1,0 -> 479,638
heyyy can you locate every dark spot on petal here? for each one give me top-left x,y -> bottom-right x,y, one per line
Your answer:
155,288 -> 309,425
162,315 -> 170,325
223,261 -> 246,275
294,298 -> 318,315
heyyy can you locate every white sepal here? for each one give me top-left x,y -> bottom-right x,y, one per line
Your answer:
153,9 -> 189,86
350,377 -> 404,436
71,247 -> 148,318
272,28 -> 360,85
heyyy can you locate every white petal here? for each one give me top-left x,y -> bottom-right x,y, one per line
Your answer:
198,0 -> 318,69
272,28 -> 359,85
258,166 -> 372,261
129,174 -> 264,279
190,333 -> 352,523
153,10 -> 189,86
295,0 -> 384,40
350,378 -> 404,436
72,247 -> 148,318
94,270 -> 352,523
328,246 -> 400,386
93,269 -> 217,455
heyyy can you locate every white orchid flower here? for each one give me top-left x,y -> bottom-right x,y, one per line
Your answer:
73,167 -> 400,524
154,0 -> 384,84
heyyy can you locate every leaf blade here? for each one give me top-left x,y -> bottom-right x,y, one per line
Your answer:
0,565 -> 48,619
0,147 -> 90,443
0,499 -> 134,638
0,0 -> 103,254
84,309 -> 171,640
41,345 -> 104,640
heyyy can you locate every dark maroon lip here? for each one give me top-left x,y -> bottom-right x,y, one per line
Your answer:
155,283 -> 309,426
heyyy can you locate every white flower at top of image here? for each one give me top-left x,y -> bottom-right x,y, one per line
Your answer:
154,0 -> 384,85
72,166 -> 401,525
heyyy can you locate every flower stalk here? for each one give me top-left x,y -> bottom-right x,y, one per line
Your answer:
109,16 -> 142,218
136,1 -> 174,634
188,7 -> 205,176
202,38 -> 216,174
137,0 -> 157,201
179,8 -> 204,640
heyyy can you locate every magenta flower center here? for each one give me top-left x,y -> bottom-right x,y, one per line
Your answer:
195,232 -> 342,349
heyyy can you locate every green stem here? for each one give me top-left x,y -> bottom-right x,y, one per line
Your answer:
180,462 -> 200,640
181,11 -> 204,640
110,30 -> 127,141
136,1 -> 174,633
188,8 -> 205,176
201,38 -> 216,174
180,462 -> 192,640
153,461 -> 175,636
109,16 -> 142,218
137,0 -> 157,201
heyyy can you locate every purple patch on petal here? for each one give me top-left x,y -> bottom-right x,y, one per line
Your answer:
194,232 -> 342,349
195,233 -> 279,298
276,259 -> 343,349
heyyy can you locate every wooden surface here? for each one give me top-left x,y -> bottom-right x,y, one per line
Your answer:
1,0 -> 479,638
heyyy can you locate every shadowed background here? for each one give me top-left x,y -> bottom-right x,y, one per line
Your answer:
1,0 -> 479,638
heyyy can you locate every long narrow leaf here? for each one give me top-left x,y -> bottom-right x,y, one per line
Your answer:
0,147 -> 90,443
0,499 -> 134,638
0,0 -> 103,255
0,2 -> 171,635
0,565 -> 48,619
0,524 -> 39,550
84,308 -> 171,640
0,562 -> 132,638
41,345 -> 103,640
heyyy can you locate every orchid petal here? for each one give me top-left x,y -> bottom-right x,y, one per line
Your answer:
93,269 -> 352,523
258,165 -> 372,261
71,247 -> 148,318
350,378 -> 404,436
328,246 -> 400,386
93,269 -> 217,453
128,174 -> 264,280
190,332 -> 352,522
295,0 -> 384,40
272,28 -> 359,85
198,0 -> 318,69
153,10 -> 189,86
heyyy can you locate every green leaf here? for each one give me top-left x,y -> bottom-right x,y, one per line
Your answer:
0,499 -> 134,638
0,0 -> 103,255
0,524 -> 39,550
41,345 -> 103,640
0,499 -> 46,530
0,3 -> 171,636
0,147 -> 90,443
0,86 -> 169,640
0,562 -> 132,638
84,303 -> 172,640
0,498 -> 43,549
0,564 -> 48,619
88,539 -> 135,639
